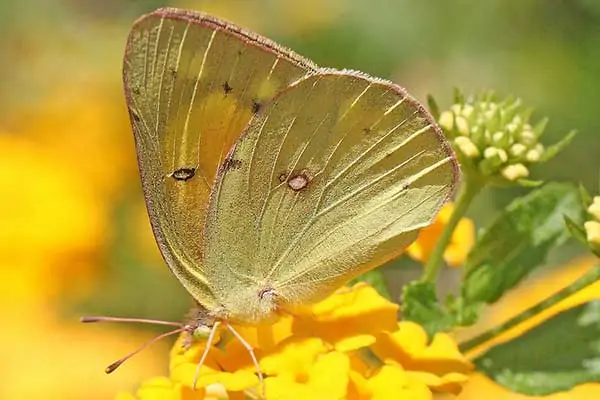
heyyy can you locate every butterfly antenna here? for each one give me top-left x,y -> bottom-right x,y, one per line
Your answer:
225,323 -> 265,397
81,315 -> 190,374
104,326 -> 188,374
192,321 -> 220,390
80,315 -> 184,328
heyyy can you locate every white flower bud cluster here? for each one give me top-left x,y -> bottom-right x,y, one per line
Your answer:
438,96 -> 549,183
584,196 -> 600,253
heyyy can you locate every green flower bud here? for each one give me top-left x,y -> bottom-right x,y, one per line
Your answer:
454,136 -> 480,158
430,89 -> 576,187
518,130 -> 536,146
588,196 -> 600,221
484,146 -> 508,163
456,116 -> 470,135
525,149 -> 541,162
509,143 -> 527,157
501,163 -> 529,181
439,111 -> 454,132
461,104 -> 474,118
584,220 -> 600,249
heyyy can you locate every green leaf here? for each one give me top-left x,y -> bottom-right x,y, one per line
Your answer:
402,281 -> 455,335
453,87 -> 464,104
427,94 -> 440,120
475,301 -> 600,396
449,296 -> 483,327
565,215 -> 588,245
532,116 -> 549,137
462,182 -> 585,306
539,130 -> 577,162
351,269 -> 390,299
579,183 -> 593,208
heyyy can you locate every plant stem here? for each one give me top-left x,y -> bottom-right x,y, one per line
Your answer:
421,176 -> 482,283
459,263 -> 600,354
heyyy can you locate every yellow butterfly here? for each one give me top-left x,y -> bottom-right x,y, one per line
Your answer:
84,6 -> 459,395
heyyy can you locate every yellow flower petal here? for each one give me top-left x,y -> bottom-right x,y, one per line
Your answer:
348,370 -> 372,399
132,285 -> 472,399
135,376 -> 206,400
371,321 -> 472,391
228,316 -> 294,352
406,371 -> 468,395
368,364 -> 433,400
136,377 -> 174,399
293,283 -> 399,351
335,334 -> 377,352
170,334 -> 259,392
264,351 -> 350,400
372,321 -> 427,363
260,337 -> 329,377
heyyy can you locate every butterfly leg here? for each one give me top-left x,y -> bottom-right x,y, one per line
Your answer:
192,321 -> 220,390
225,322 -> 265,398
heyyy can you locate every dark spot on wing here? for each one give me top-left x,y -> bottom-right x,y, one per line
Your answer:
278,172 -> 288,183
131,86 -> 140,95
169,67 -> 177,78
287,170 -> 311,191
222,81 -> 233,94
252,100 -> 261,113
170,167 -> 196,181
363,127 -> 371,134
221,157 -> 242,172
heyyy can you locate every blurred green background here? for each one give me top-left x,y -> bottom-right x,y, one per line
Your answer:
1,0 -> 598,398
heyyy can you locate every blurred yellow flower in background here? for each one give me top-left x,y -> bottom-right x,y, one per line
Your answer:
456,256 -> 600,399
8,82 -> 137,200
0,133 -> 107,305
0,88 -> 166,398
122,284 -> 472,399
0,62 -> 161,400
182,0 -> 344,35
407,203 -> 475,268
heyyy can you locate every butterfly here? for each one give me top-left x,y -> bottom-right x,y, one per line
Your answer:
83,6 -> 459,395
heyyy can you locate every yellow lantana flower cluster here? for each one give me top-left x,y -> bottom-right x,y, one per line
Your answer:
585,196 -> 600,255
117,284 -> 472,400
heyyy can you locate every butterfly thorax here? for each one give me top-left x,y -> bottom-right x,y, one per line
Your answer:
210,284 -> 281,325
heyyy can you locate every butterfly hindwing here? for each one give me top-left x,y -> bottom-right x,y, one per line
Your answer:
123,8 -> 316,306
203,71 -> 459,319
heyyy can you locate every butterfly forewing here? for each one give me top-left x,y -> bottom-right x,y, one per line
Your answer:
203,71 -> 459,320
123,8 -> 317,306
